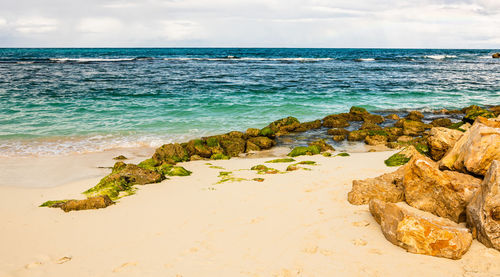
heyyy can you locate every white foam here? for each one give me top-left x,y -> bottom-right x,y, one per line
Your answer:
163,57 -> 333,62
424,55 -> 457,60
355,58 -> 375,62
50,58 -> 136,63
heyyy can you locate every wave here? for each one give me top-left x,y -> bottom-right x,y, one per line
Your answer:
354,58 -> 375,62
424,55 -> 457,60
163,57 -> 333,62
49,58 -> 138,63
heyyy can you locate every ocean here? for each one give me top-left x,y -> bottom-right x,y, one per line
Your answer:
0,48 -> 499,157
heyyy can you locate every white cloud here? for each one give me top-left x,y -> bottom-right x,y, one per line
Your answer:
78,18 -> 122,33
160,20 -> 201,40
14,16 -> 58,34
0,17 -> 6,27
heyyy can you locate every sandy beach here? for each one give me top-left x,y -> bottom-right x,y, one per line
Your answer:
1,149 -> 499,277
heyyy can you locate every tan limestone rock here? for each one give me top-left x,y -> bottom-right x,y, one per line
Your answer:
348,166 -> 405,205
427,127 -> 463,161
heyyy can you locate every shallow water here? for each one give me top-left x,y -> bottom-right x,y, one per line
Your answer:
0,48 -> 499,156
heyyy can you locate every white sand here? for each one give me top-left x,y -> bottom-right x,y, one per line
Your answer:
0,150 -> 499,277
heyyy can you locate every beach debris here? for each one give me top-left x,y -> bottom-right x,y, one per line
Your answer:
426,127 -> 463,161
467,160 -> 500,251
369,199 -> 473,259
440,116 -> 500,176
113,155 -> 127,160
56,256 -> 72,264
403,152 -> 482,222
348,166 -> 405,205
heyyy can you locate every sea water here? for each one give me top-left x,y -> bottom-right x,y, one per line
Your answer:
0,48 -> 499,156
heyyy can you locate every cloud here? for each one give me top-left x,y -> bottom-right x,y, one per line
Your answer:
0,0 -> 499,47
14,16 -> 58,34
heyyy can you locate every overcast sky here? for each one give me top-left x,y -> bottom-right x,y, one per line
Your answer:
0,0 -> 499,48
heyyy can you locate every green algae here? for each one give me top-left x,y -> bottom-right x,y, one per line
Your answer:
206,137 -> 220,147
336,153 -> 350,157
253,178 -> 265,182
40,200 -> 70,207
218,171 -> 232,177
296,161 -> 316,165
265,158 -> 296,163
448,121 -> 466,132
384,153 -> 411,167
259,127 -> 275,137
322,152 -> 332,157
287,145 -> 321,157
210,153 -> 230,160
251,164 -> 280,174
167,166 -> 192,176
209,165 -> 225,169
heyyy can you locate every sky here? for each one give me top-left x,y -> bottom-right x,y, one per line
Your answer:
0,0 -> 499,48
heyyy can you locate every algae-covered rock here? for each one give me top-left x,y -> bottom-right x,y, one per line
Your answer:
85,162 -> 164,199
153,143 -> 189,164
395,119 -> 431,136
167,166 -> 192,176
247,136 -> 275,150
463,105 -> 495,124
385,114 -> 400,120
210,153 -> 230,160
42,196 -> 115,212
185,139 -> 212,158
405,111 -> 424,122
246,128 -> 261,137
259,127 -> 276,138
431,118 -> 452,127
308,139 -> 334,152
113,155 -> 127,160
322,117 -> 350,128
295,120 -> 322,132
266,116 -> 300,136
251,165 -> 279,174
347,130 -> 368,141
219,136 -> 246,157
362,113 -> 385,124
287,145 -> 322,157
245,140 -> 261,152
327,128 -> 350,136
336,152 -> 350,157
369,199 -> 473,260
360,122 -> 382,130
348,166 -> 405,205
365,135 -> 388,145
384,146 -> 419,167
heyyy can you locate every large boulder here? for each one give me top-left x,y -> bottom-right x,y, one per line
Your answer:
348,166 -> 405,205
403,153 -> 482,222
294,120 -> 322,132
219,136 -> 246,157
466,160 -> 500,250
153,143 -> 190,164
369,199 -> 473,260
427,127 -> 463,161
185,139 -> 212,158
440,116 -> 500,176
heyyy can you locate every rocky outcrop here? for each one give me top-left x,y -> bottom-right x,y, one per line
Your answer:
440,116 -> 500,176
427,127 -> 463,161
348,166 -> 405,205
247,136 -> 275,150
46,196 -> 115,212
406,111 -> 424,122
369,199 -> 473,260
322,116 -> 350,128
493,53 -> 500,59
309,139 -> 334,152
153,143 -> 190,164
403,153 -> 482,222
385,114 -> 400,120
431,118 -> 452,127
266,117 -> 300,136
466,160 -> 500,250
295,120 -> 322,132
463,105 -> 496,124
395,119 -> 431,136
328,128 -> 349,141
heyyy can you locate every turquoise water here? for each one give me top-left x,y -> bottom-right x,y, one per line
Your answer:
0,48 -> 499,156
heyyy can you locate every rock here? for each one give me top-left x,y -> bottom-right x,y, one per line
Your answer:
348,166 -> 405,205
405,111 -> 424,122
153,143 -> 190,164
384,145 -> 420,166
365,135 -> 388,145
85,162 -> 164,199
332,135 -> 345,141
308,139 -> 334,152
467,160 -> 500,250
266,117 -> 300,136
245,140 -> 260,152
427,127 -> 463,161
185,139 -> 212,158
463,105 -> 496,124
440,116 -> 500,176
384,127 -> 403,137
59,196 -> 115,212
395,119 -> 431,136
396,135 -> 413,143
369,199 -> 473,260
323,117 -> 350,128
247,136 -> 275,150
360,122 -> 382,130
493,53 -> 500,58
288,145 -> 321,157
347,130 -> 368,141
246,128 -> 261,137
403,153 -> 482,222
113,155 -> 127,160
219,136 -> 246,157
490,106 -> 500,116
362,113 -> 385,124
323,112 -> 362,123
189,155 -> 204,161
431,118 -> 452,127
259,127 -> 276,138
385,114 -> 400,120
327,128 -> 349,136
295,120 -> 322,132
386,142 -> 403,149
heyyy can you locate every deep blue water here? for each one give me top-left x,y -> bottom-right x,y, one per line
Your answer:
0,48 -> 499,156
